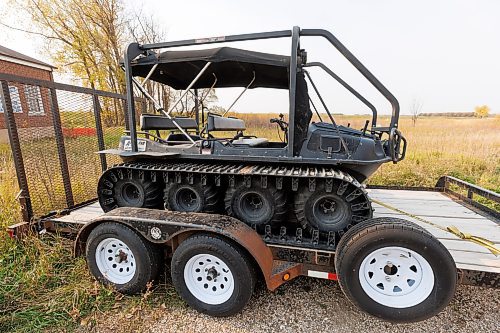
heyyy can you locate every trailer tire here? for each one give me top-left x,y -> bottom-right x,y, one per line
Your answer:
171,234 -> 256,317
86,222 -> 161,294
335,217 -> 456,322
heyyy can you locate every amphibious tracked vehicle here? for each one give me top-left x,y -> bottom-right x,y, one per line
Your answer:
97,27 -> 406,239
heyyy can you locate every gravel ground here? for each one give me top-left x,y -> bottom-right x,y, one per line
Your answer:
82,277 -> 499,333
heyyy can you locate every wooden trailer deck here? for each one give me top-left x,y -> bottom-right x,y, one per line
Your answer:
46,187 -> 500,278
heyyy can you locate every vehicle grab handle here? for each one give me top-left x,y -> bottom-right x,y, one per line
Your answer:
389,128 -> 407,163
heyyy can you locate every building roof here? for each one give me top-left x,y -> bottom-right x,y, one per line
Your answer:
0,45 -> 55,71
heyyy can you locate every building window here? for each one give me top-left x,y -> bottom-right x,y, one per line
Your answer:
24,85 -> 45,115
0,85 -> 23,113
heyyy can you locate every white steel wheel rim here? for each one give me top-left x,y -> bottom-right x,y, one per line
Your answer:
184,254 -> 235,305
358,246 -> 434,308
95,237 -> 136,284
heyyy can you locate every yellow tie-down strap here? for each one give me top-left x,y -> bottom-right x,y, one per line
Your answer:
446,226 -> 500,256
371,199 -> 500,257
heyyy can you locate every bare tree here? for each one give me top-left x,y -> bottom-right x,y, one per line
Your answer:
410,98 -> 423,126
127,11 -> 217,117
127,11 -> 169,114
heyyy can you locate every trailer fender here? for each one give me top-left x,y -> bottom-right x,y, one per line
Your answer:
74,207 -> 282,290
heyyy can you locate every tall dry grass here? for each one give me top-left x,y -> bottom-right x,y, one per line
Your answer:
238,114 -> 499,192
0,146 -> 119,332
368,116 -> 499,191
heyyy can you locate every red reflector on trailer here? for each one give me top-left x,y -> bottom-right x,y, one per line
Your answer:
328,273 -> 338,281
7,229 -> 15,239
308,270 -> 338,281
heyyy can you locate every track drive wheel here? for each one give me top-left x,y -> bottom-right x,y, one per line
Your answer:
98,169 -> 163,212
164,182 -> 220,213
294,180 -> 372,233
335,217 -> 457,322
224,182 -> 286,226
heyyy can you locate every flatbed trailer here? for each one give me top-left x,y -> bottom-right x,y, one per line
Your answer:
7,176 -> 500,322
33,176 -> 498,286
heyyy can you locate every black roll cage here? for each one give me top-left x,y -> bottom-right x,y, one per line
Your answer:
123,26 -> 400,156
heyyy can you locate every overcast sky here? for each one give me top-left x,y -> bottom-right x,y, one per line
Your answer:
1,0 -> 499,116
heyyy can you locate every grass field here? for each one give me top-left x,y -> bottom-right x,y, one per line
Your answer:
0,115 -> 498,332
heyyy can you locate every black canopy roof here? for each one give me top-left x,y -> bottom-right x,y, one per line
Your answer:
131,47 -> 290,90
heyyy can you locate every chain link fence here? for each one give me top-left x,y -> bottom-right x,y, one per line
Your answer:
0,73 -> 146,220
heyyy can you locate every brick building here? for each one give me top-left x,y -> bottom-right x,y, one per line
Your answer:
0,45 -> 55,143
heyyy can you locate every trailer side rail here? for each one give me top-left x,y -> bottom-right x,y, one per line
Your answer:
436,175 -> 499,220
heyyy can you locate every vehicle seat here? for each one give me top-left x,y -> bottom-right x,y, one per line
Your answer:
139,114 -> 200,143
140,114 -> 198,131
207,113 -> 269,147
207,113 -> 246,132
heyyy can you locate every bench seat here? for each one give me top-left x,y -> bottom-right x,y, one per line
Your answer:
140,114 -> 198,131
207,114 -> 246,131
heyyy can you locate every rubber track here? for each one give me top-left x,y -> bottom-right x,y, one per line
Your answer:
104,161 -> 369,189
100,161 -> 372,225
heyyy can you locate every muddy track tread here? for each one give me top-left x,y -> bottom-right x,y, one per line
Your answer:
142,180 -> 162,207
224,188 -> 236,217
202,184 -> 220,213
270,186 -> 287,224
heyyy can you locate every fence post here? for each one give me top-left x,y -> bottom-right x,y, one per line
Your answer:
92,94 -> 107,172
49,87 -> 74,207
1,81 -> 33,221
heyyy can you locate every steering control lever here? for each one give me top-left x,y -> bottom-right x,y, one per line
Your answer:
270,114 -> 288,143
